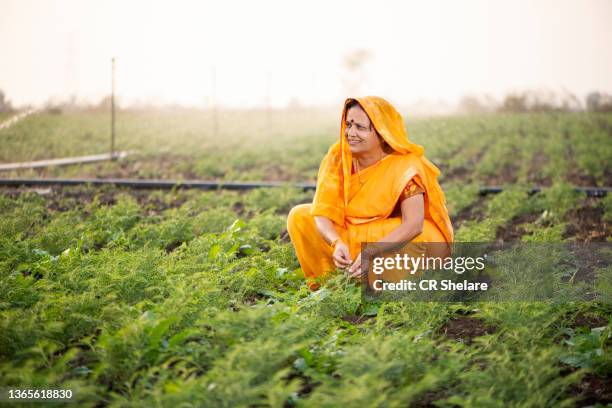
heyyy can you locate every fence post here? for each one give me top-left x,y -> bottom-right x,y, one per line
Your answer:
111,57 -> 116,160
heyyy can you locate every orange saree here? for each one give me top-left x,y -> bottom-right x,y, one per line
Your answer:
287,96 -> 453,289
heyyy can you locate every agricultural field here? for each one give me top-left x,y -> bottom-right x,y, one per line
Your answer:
0,112 -> 15,122
0,109 -> 611,406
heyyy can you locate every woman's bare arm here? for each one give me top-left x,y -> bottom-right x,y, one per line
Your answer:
380,193 -> 424,243
348,194 -> 424,276
314,215 -> 353,267
313,216 -> 341,246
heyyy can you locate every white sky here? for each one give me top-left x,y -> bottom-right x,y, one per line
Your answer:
1,0 -> 611,108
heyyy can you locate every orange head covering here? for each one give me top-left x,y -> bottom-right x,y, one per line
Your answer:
312,96 -> 453,243
339,97 -> 441,203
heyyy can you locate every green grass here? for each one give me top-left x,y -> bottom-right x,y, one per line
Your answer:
0,109 -> 611,406
1,109 -> 611,186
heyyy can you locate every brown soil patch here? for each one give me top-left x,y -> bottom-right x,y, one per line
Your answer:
439,317 -> 496,344
568,373 -> 612,406
526,151 -> 552,187
566,170 -> 600,188
452,196 -> 487,228
442,166 -> 471,183
341,314 -> 375,325
496,212 -> 540,243
564,243 -> 611,285
282,373 -> 318,407
436,145 -> 472,183
604,168 -> 612,188
440,144 -> 491,184
164,240 -> 184,253
448,146 -> 492,184
482,163 -> 520,186
0,186 -> 188,215
572,312 -> 609,329
232,201 -> 246,216
412,389 -> 452,407
563,199 -> 610,242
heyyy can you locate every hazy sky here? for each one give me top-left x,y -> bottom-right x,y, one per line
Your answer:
1,0 -> 611,108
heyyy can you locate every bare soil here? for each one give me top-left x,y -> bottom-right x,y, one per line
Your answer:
452,196 -> 487,228
526,150 -> 553,187
442,166 -> 471,183
496,212 -> 540,243
563,198 -> 610,242
0,186 -> 188,215
566,170 -> 600,188
412,389 -> 453,407
439,317 -> 497,345
568,373 -> 612,406
482,163 -> 520,186
571,312 -> 609,329
341,314 -> 375,325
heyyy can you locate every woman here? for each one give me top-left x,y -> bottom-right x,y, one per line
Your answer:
287,96 -> 453,289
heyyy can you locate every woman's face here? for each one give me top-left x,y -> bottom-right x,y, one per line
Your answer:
345,105 -> 384,155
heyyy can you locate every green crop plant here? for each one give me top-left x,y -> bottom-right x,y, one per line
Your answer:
0,110 -> 610,406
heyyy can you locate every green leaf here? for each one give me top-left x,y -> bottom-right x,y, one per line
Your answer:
208,243 -> 222,261
168,329 -> 200,348
147,317 -> 178,348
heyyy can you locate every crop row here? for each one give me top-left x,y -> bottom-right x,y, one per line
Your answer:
1,111 -> 610,186
0,186 -> 610,406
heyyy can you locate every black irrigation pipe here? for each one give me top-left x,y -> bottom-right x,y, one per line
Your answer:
0,178 -> 609,197
0,178 -> 317,191
482,186 -> 609,197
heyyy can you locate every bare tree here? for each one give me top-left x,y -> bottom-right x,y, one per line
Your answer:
342,49 -> 372,97
458,95 -> 498,114
586,92 -> 612,112
0,89 -> 13,112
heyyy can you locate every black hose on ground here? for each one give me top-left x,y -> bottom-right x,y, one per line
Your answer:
0,178 -> 609,197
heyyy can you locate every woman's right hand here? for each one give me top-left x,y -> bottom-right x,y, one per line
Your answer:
332,241 -> 353,269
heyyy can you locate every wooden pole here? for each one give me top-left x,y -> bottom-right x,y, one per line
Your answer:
111,57 -> 116,160
211,66 -> 218,138
265,71 -> 271,129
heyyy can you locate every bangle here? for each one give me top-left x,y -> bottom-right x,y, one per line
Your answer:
331,237 -> 341,249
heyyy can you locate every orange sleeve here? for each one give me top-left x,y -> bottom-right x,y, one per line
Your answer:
399,177 -> 425,202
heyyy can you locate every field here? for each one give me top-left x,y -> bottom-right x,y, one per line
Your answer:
0,109 -> 611,407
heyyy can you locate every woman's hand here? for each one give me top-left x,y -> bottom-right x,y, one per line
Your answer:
332,241 -> 352,269
348,252 -> 362,278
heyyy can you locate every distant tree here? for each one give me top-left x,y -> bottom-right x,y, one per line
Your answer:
498,90 -> 579,113
529,98 -> 556,113
88,95 -> 123,113
458,95 -> 497,114
458,96 -> 483,113
96,95 -> 113,111
586,92 -> 612,112
499,93 -> 528,113
0,89 -> 13,112
342,49 -> 372,96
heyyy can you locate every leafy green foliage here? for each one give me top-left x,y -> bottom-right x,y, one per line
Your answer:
1,110 -> 611,406
560,326 -> 611,376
